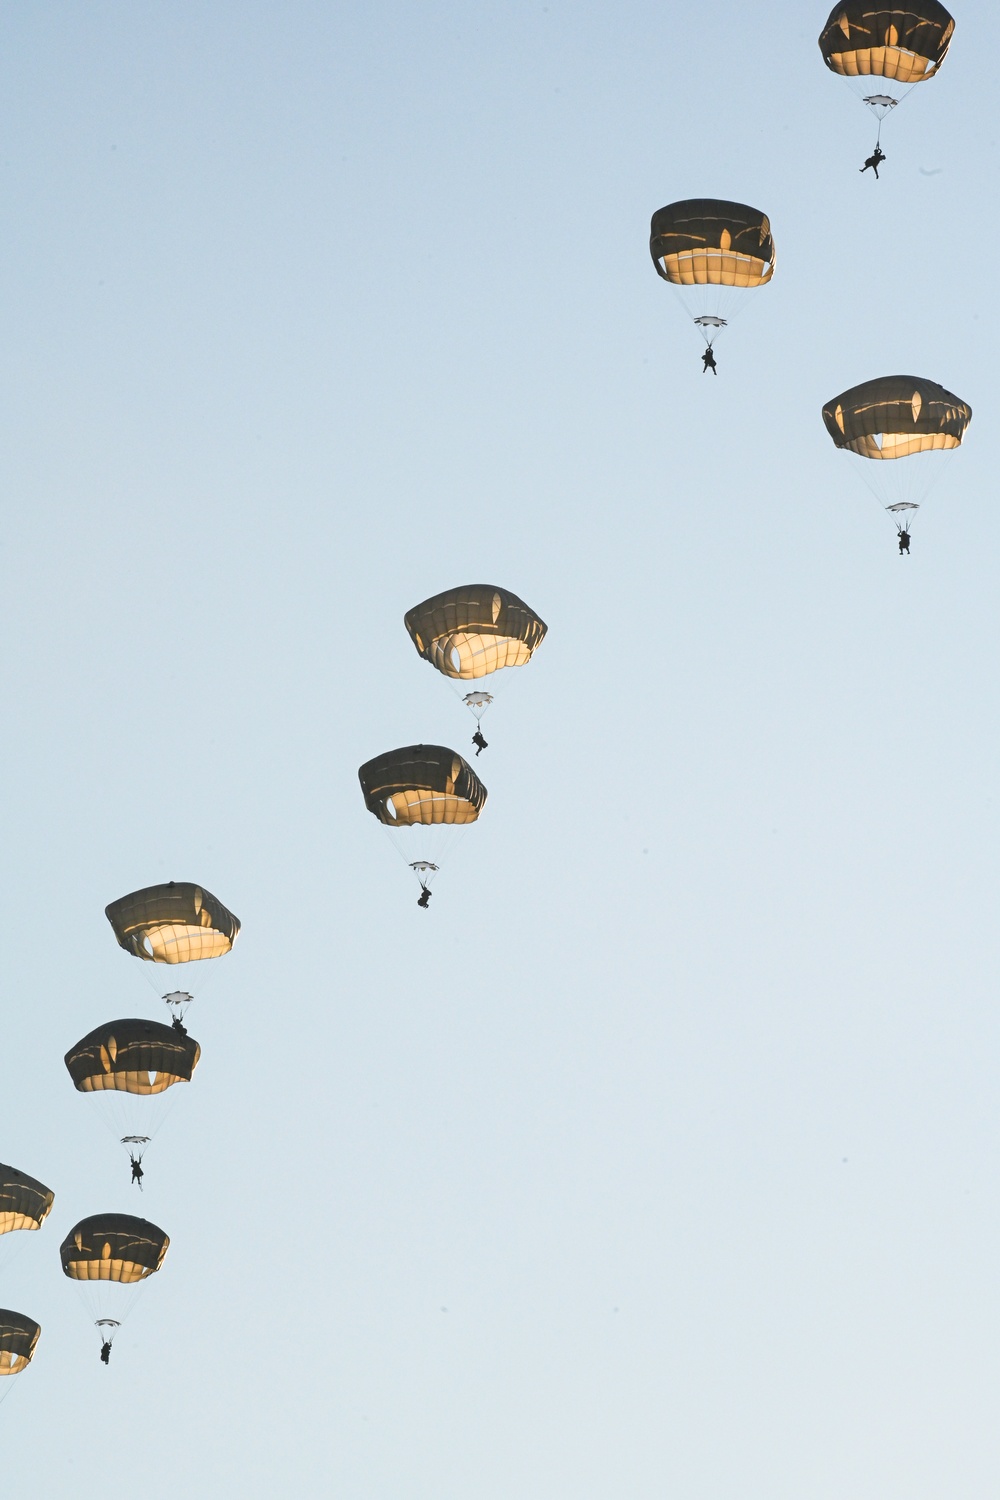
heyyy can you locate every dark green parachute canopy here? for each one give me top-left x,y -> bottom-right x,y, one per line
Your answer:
404,585 -> 547,680
106,882 -> 240,964
650,199 -> 775,287
359,746 -> 487,826
0,1311 -> 40,1376
819,2 -> 955,82
65,1019 -> 200,1096
60,1215 -> 169,1284
822,375 -> 972,459
0,1166 -> 54,1237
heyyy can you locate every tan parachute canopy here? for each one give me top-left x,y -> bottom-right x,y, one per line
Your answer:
359,746 -> 487,826
106,882 -> 240,964
404,585 -> 547,681
819,2 -> 955,82
0,1166 -> 54,1237
650,199 -> 775,287
822,375 -> 972,458
65,1019 -> 201,1096
0,1311 -> 40,1376
60,1214 -> 169,1284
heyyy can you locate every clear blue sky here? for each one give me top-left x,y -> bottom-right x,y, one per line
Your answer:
1,2 -> 997,1494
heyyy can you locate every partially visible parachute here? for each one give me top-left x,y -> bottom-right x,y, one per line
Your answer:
66,1020 -> 202,1185
0,1165 -> 54,1237
359,746 -> 487,900
106,881 -> 239,1023
818,2 -> 955,149
823,374 -> 972,542
0,1311 -> 40,1377
650,199 -> 775,355
819,1 -> 955,82
404,586 -> 547,736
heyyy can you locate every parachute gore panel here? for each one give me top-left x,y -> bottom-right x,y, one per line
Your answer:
106,882 -> 240,963
819,2 -> 955,82
0,1166 -> 54,1237
650,199 -> 775,287
65,1019 -> 201,1095
358,746 -> 487,826
822,375 -> 971,458
404,585 -> 548,680
60,1215 -> 169,1284
0,1311 -> 40,1375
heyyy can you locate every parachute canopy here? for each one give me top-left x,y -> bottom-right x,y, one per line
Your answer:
822,376 -> 971,458
359,746 -> 487,826
650,199 -> 775,288
65,1019 -> 200,1095
0,1166 -> 54,1237
60,1215 -> 169,1284
106,882 -> 240,964
819,2 -> 955,83
404,585 -> 547,681
0,1311 -> 40,1376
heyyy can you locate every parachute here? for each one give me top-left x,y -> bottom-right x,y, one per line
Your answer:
106,882 -> 239,962
404,586 -> 546,681
0,1308 -> 39,1407
818,2 -> 955,148
66,1018 -> 201,1094
106,881 -> 240,1022
822,374 -> 972,541
0,1165 -> 54,1237
358,745 -> 487,898
0,1311 -> 40,1377
61,1214 -> 169,1357
650,199 -> 775,355
404,586 -> 547,732
65,1019 -> 201,1185
61,1213 -> 169,1282
359,745 -> 486,826
0,1165 -> 54,1278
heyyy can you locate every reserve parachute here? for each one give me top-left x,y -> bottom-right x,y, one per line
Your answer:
650,198 -> 775,362
822,374 -> 971,548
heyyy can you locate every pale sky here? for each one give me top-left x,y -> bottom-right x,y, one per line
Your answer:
1,3 -> 998,1495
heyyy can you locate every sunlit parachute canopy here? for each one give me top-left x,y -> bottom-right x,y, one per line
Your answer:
650,200 -> 775,287
819,2 -> 955,82
0,1312 -> 40,1376
65,1019 -> 200,1096
106,882 -> 240,964
0,1166 -> 54,1237
822,376 -> 971,458
359,746 -> 487,826
404,586 -> 547,681
60,1215 -> 169,1284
